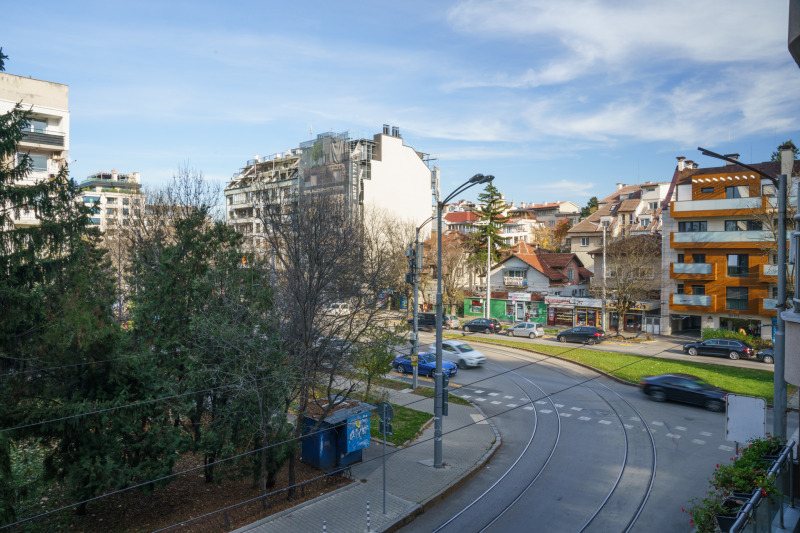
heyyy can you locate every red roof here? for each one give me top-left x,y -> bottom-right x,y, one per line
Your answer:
444,211 -> 478,224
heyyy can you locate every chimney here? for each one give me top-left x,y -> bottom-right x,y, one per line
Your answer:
391,126 -> 400,137
616,183 -> 626,190
685,160 -> 695,169
724,153 -> 740,166
677,156 -> 685,171
780,142 -> 796,176
383,124 -> 390,135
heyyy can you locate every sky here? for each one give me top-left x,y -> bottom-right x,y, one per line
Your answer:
2,0 -> 800,208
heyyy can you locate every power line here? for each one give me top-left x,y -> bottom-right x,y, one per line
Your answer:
2,336 -> 691,530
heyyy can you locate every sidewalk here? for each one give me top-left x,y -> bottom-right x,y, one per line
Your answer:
234,386 -> 500,533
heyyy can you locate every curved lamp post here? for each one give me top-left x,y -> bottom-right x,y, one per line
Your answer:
410,215 -> 434,390
434,173 -> 494,468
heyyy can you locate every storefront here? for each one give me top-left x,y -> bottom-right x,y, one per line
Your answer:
607,301 -> 660,333
464,295 -> 546,323
546,297 -> 574,327
573,298 -> 604,329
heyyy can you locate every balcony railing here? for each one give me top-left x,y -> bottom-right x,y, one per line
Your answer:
672,197 -> 762,212
763,264 -> 778,277
672,294 -> 712,306
674,230 -> 773,244
503,276 -> 527,287
673,263 -> 712,275
762,298 -> 778,310
21,130 -> 65,147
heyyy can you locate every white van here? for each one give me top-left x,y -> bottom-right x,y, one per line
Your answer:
325,302 -> 351,316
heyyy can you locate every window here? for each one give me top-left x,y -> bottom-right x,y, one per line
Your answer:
677,254 -> 685,263
677,284 -> 684,294
122,198 -> 130,206
678,221 -> 707,232
106,208 -> 116,215
773,287 -> 779,298
580,237 -> 589,247
649,202 -> 659,211
692,254 -> 705,263
726,185 -> 749,199
727,254 -> 749,277
84,196 -> 100,204
567,269 -> 574,280
17,153 -> 49,172
89,217 -> 101,225
725,220 -> 762,231
701,187 -> 714,194
726,287 -> 749,310
122,208 -> 129,215
692,285 -> 705,295
106,197 -> 116,204
762,184 -> 776,197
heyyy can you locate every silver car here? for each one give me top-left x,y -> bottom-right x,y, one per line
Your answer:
444,315 -> 460,329
506,322 -> 545,338
429,339 -> 486,369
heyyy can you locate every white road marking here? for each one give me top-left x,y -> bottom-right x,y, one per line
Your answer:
700,431 -> 712,437
624,424 -> 634,429
523,406 -> 535,411
503,395 -> 514,399
651,421 -> 664,426
470,413 -> 488,424
666,433 -> 680,439
719,445 -> 735,452
489,393 -> 499,397
675,426 -> 687,431
519,398 -> 527,402
559,413 -> 572,418
507,404 -> 518,408
540,409 -> 553,414
570,407 -> 583,411
579,416 -> 592,421
474,390 -> 484,394
475,398 -> 487,402
599,420 -> 612,425
491,401 -> 501,405
692,439 -> 706,445
554,403 -> 565,408
536,401 -> 548,405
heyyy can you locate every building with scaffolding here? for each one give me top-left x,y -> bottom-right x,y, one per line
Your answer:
225,125 -> 437,250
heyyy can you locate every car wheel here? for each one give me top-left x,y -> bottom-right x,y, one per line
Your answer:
586,338 -> 596,345
508,330 -> 515,337
464,326 -> 470,333
762,354 -> 774,364
706,400 -> 724,412
395,364 -> 406,374
688,347 -> 698,356
558,335 -> 566,343
529,332 -> 536,339
649,389 -> 667,402
457,359 -> 467,369
729,351 -> 740,360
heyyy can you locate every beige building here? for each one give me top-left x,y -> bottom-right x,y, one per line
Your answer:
0,72 -> 70,227
76,170 -> 144,235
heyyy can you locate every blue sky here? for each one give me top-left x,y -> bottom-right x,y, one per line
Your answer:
3,0 -> 799,207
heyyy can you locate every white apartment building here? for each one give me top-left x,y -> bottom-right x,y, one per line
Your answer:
76,170 -> 143,234
225,125 -> 436,250
0,72 -> 69,227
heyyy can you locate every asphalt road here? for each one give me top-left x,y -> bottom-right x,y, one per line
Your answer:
395,336 -> 794,533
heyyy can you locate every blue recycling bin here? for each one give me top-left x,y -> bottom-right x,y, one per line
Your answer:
300,400 -> 376,470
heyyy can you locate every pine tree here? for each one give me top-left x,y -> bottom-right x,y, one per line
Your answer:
470,182 -> 510,266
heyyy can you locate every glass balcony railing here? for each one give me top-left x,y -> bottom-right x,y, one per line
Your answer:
674,231 -> 773,243
672,197 -> 762,212
763,264 -> 778,277
673,263 -> 712,275
763,298 -> 778,310
672,294 -> 711,306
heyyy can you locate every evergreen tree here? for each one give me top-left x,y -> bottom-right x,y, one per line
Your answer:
580,196 -> 599,219
470,182 -> 510,266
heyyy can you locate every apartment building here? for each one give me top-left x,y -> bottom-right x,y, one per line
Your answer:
568,182 -> 669,272
0,72 -> 69,227
510,201 -> 580,227
225,125 -> 436,250
661,155 -> 799,339
76,170 -> 143,234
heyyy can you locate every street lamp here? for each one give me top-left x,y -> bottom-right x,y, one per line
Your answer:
410,215 -> 434,390
434,173 -> 494,469
698,146 -> 790,439
588,220 -> 609,331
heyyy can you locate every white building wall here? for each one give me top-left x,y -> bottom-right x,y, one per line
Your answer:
365,133 -> 433,232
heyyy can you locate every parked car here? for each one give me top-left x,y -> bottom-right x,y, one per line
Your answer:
407,313 -> 459,331
640,373 -> 727,412
462,318 -> 502,334
506,322 -> 545,338
755,348 -> 775,364
324,302 -> 351,316
683,338 -> 755,360
556,326 -> 605,344
428,339 -> 486,369
393,351 -> 457,377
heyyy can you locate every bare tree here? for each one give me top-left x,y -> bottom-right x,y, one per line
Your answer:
593,234 -> 662,335
258,194 -> 399,498
421,230 -> 470,314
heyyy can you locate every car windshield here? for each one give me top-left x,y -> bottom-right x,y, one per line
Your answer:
420,353 -> 436,363
452,342 -> 473,352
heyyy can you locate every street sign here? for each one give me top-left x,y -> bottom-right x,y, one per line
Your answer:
378,401 -> 394,423
379,421 -> 393,436
410,354 -> 418,366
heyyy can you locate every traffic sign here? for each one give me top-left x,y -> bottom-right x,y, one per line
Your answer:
378,401 -> 394,423
379,421 -> 394,436
410,354 -> 418,367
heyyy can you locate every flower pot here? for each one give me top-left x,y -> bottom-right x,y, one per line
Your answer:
714,513 -> 737,533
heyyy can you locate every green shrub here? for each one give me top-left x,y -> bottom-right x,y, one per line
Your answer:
701,327 -> 773,350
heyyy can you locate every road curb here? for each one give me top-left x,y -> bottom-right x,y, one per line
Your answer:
381,402 -> 502,533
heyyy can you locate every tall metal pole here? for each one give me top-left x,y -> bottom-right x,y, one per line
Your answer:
775,172 -> 788,439
412,241 -> 419,390
434,201 -> 444,468
602,223 -> 607,331
486,230 -> 491,319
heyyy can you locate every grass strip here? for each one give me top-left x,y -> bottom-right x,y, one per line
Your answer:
370,403 -> 432,446
369,375 -> 472,406
446,334 -> 776,404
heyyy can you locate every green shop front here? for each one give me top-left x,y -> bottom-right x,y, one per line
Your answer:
464,292 -> 546,323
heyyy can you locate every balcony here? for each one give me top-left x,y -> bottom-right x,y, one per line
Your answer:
674,230 -> 772,244
671,262 -> 714,278
762,298 -> 778,310
759,263 -> 778,283
503,276 -> 527,287
21,130 -> 65,147
672,294 -> 712,307
672,197 -> 762,212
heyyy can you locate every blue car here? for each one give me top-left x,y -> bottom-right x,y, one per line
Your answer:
393,351 -> 457,378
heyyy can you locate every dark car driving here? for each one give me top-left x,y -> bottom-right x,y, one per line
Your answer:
640,373 -> 727,412
556,326 -> 605,345
683,338 -> 755,360
462,317 -> 502,334
755,348 -> 775,364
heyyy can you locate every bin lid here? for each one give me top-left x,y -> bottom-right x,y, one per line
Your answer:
304,398 -> 377,425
